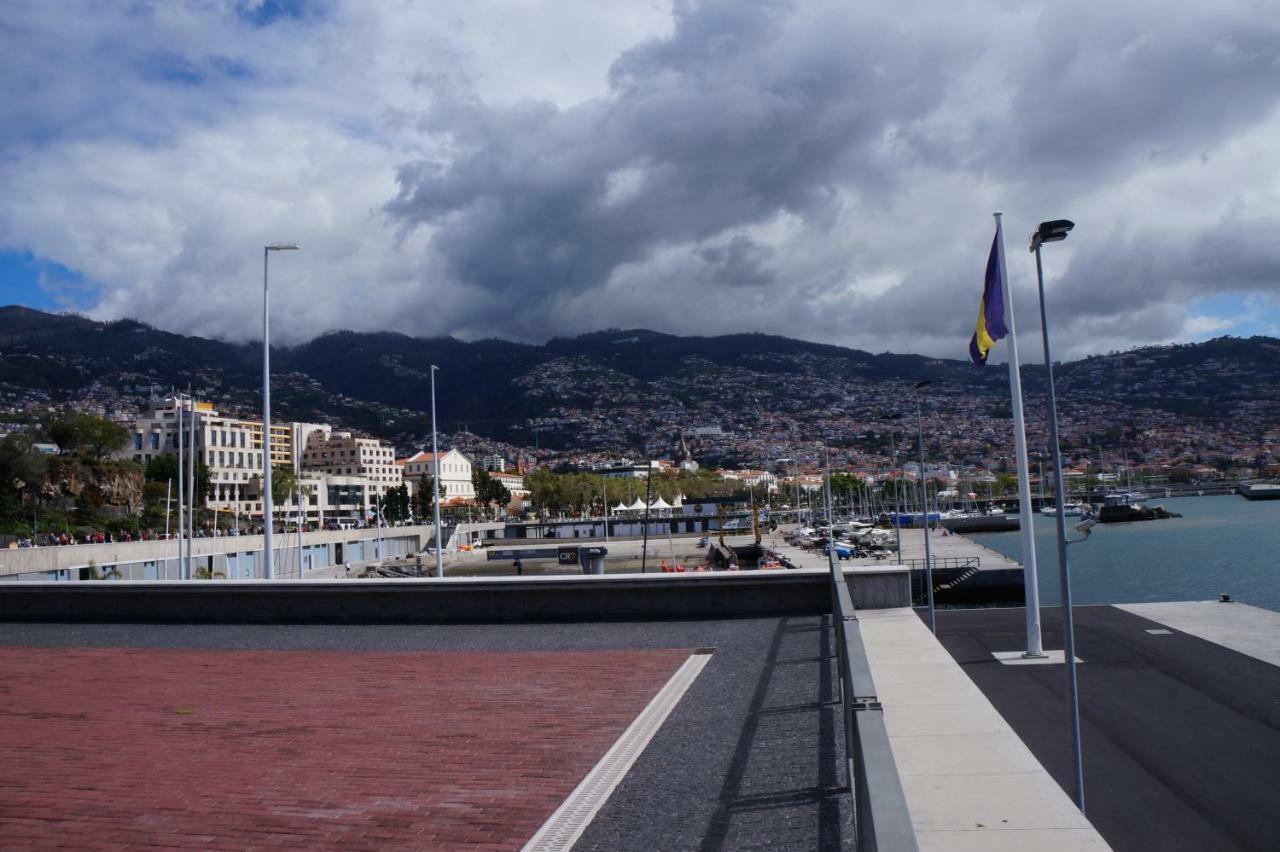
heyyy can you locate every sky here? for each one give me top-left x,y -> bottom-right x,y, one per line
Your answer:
1,0 -> 1278,361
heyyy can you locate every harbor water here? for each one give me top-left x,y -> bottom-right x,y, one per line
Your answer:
970,494 -> 1280,613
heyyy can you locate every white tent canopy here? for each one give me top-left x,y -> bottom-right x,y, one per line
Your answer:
613,502 -> 629,512
649,496 -> 671,510
627,498 -> 647,511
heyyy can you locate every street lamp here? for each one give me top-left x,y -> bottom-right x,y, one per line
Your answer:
1030,218 -> 1086,811
880,413 -> 903,558
430,364 -> 444,579
913,380 -> 936,633
262,243 -> 299,580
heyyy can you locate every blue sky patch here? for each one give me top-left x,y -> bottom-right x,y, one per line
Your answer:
0,251 -> 99,313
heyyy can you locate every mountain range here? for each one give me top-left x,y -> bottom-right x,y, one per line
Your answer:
1,306 -> 1276,465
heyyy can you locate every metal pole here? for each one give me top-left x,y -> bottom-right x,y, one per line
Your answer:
916,391 -> 936,633
994,213 -> 1045,658
176,396 -> 185,579
164,478 -> 172,572
603,476 -> 610,544
1035,242 -> 1086,812
824,448 -> 836,575
296,453 -> 304,579
262,247 -> 274,580
889,425 -> 901,558
187,395 -> 196,579
641,464 -> 653,573
430,365 -> 444,578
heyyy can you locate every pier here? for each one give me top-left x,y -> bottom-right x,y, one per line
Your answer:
3,562 -> 1278,849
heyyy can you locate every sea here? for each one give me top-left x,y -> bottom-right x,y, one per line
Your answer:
970,494 -> 1280,613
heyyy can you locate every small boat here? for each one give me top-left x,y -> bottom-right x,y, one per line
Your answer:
1095,494 -> 1181,523
1040,503 -> 1089,517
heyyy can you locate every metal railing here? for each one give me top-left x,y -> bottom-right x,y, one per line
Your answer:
902,556 -> 980,571
830,566 -> 919,850
904,557 -> 980,604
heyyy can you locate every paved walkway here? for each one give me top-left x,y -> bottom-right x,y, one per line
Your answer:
932,605 -> 1280,852
0,618 -> 851,850
895,528 -> 1022,570
0,645 -> 688,850
857,608 -> 1108,851
1115,600 -> 1280,666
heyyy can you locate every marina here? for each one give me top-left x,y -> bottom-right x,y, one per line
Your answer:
972,493 -> 1280,613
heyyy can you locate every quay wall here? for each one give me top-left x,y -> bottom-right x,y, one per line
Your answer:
0,566 -> 910,624
0,523 -> 506,581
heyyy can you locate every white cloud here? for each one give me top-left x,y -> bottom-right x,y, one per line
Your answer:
0,0 -> 1277,357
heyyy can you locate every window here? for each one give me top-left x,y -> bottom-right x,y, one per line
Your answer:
150,433 -> 159,450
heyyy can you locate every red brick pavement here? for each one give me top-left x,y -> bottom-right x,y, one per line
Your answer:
0,646 -> 691,850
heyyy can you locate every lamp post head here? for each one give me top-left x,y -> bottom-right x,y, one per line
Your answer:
266,243 -> 300,252
1029,220 -> 1073,252
913,380 -> 932,391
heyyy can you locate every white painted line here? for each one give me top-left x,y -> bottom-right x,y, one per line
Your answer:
522,651 -> 712,852
992,650 -> 1083,666
1145,628 -> 1173,635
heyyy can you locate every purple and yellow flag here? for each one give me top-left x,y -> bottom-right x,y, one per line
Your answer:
969,233 -> 1008,366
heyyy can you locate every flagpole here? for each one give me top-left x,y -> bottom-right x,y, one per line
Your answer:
995,212 -> 1045,658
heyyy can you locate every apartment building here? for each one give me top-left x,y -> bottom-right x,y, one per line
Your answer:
119,399 -> 396,523
299,431 -> 402,498
120,398 -> 288,515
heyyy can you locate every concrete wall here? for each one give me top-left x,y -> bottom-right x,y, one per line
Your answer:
0,566 -> 911,623
0,523 -> 504,581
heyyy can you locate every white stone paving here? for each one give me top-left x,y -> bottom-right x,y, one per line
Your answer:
1115,601 -> 1280,667
856,608 -> 1111,851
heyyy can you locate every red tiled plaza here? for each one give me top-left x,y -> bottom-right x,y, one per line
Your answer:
0,646 -> 691,850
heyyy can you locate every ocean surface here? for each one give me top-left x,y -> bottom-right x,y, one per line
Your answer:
970,494 -> 1280,613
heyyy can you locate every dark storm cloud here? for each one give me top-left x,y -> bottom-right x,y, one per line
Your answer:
383,0 -> 1280,358
385,0 -> 962,301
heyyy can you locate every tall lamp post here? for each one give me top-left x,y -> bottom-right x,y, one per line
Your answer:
430,365 -> 444,578
1030,218 -> 1085,811
880,414 -> 903,559
261,243 -> 299,580
913,380 -> 936,633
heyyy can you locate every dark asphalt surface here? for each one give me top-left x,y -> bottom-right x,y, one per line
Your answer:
0,618 -> 851,851
932,605 -> 1280,852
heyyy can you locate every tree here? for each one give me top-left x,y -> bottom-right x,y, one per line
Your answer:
472,469 -> 512,518
45,413 -> 129,459
144,454 -> 211,504
0,434 -> 47,529
269,464 -> 298,507
383,483 -> 411,523
413,476 -> 446,519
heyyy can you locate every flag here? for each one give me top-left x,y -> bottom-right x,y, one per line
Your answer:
969,232 -> 1009,366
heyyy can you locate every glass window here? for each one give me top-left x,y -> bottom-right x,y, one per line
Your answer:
134,433 -> 142,450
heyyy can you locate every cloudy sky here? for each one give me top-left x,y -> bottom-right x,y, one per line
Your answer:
1,0 -> 1278,360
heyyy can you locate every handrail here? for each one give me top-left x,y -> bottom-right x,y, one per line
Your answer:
902,556 -> 979,571
830,566 -> 918,851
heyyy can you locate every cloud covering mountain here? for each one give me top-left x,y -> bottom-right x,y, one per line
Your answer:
1,0 -> 1278,359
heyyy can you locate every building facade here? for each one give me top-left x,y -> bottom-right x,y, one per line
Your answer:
119,399 -> 399,524
402,448 -> 476,503
299,431 -> 402,498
